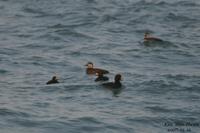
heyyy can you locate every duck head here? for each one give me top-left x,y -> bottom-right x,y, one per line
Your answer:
85,62 -> 94,68
144,32 -> 150,38
52,76 -> 58,80
115,74 -> 122,82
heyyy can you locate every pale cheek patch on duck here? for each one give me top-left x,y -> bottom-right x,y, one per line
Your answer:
87,64 -> 93,68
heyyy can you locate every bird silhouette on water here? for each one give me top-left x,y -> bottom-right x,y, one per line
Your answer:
95,72 -> 109,82
46,76 -> 59,85
102,74 -> 122,89
85,62 -> 109,75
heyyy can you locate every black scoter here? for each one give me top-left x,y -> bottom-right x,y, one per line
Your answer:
95,72 -> 109,82
102,74 -> 122,88
46,76 -> 59,85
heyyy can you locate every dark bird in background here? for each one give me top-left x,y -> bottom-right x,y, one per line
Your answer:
102,74 -> 122,89
85,62 -> 109,75
95,72 -> 109,82
144,32 -> 163,42
46,76 -> 59,85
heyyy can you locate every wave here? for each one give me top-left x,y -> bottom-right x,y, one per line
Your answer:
175,1 -> 200,7
134,0 -> 199,6
164,74 -> 200,80
22,7 -> 64,18
0,69 -> 9,74
0,108 -> 32,118
55,29 -> 97,40
166,12 -> 197,22
22,7 -> 47,16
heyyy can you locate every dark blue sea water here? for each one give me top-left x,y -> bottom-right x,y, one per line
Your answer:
0,0 -> 200,133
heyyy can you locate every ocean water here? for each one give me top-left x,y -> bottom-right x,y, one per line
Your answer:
0,0 -> 200,133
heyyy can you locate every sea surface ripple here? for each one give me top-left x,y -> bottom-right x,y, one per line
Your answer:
0,0 -> 200,133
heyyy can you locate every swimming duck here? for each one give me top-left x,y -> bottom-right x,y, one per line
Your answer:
95,72 -> 109,82
85,62 -> 109,75
144,32 -> 163,42
46,76 -> 59,85
102,74 -> 122,88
